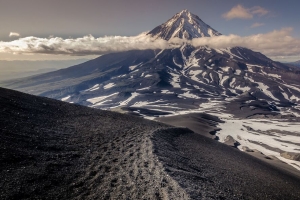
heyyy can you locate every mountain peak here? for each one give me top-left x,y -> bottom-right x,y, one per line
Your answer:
147,10 -> 221,41
178,9 -> 191,15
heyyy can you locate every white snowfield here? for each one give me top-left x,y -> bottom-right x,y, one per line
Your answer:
217,118 -> 300,171
119,92 -> 139,106
103,83 -> 115,89
235,69 -> 241,75
85,84 -> 99,92
161,90 -> 174,94
169,71 -> 181,88
235,85 -> 251,93
61,95 -> 71,101
87,92 -> 119,105
157,101 -> 300,171
178,91 -> 201,99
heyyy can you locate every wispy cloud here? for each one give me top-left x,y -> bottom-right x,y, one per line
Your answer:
251,22 -> 265,28
223,5 -> 269,20
9,32 -> 21,37
1,28 -> 300,58
250,6 -> 269,16
222,5 -> 252,20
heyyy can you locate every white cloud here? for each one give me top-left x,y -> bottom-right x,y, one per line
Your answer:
222,5 -> 252,20
9,32 -> 21,37
190,28 -> 300,57
1,28 -> 300,59
251,22 -> 264,28
0,33 -> 180,56
223,5 -> 269,20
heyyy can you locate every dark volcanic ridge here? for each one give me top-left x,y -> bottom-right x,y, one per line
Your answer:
1,87 -> 300,200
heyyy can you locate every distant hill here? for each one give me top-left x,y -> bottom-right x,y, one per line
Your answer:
0,59 -> 90,81
288,60 -> 300,67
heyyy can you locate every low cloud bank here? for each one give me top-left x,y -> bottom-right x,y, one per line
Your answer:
1,28 -> 299,58
191,28 -> 300,57
0,33 -> 178,56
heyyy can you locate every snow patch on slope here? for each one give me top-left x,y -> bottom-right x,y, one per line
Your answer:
86,84 -> 100,92
61,95 -> 71,101
119,92 -> 139,106
169,71 -> 181,88
87,92 -> 119,104
129,62 -> 142,71
104,83 -> 116,89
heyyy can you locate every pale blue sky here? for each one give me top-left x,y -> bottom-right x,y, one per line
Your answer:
0,0 -> 299,61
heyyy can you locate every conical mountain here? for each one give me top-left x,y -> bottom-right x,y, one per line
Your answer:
147,9 -> 221,40
2,10 -> 300,119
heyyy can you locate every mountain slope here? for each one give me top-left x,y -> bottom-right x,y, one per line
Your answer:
1,87 -> 300,199
4,44 -> 300,117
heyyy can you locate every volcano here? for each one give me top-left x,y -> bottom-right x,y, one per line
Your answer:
2,10 -> 300,170
147,9 -> 221,40
3,10 -> 300,117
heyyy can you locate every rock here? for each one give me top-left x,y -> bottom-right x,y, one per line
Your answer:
280,152 -> 300,161
242,146 -> 254,152
224,135 -> 240,148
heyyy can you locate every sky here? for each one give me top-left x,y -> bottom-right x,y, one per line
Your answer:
0,0 -> 300,62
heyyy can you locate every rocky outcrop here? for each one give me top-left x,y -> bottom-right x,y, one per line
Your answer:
280,152 -> 300,161
224,135 -> 240,148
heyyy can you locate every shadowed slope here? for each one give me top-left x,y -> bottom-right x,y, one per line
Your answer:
1,87 -> 300,199
0,87 -> 186,199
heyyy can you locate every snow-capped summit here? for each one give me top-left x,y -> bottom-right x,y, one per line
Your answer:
147,9 -> 221,40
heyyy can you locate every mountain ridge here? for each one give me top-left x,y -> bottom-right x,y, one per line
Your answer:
288,60 -> 300,67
